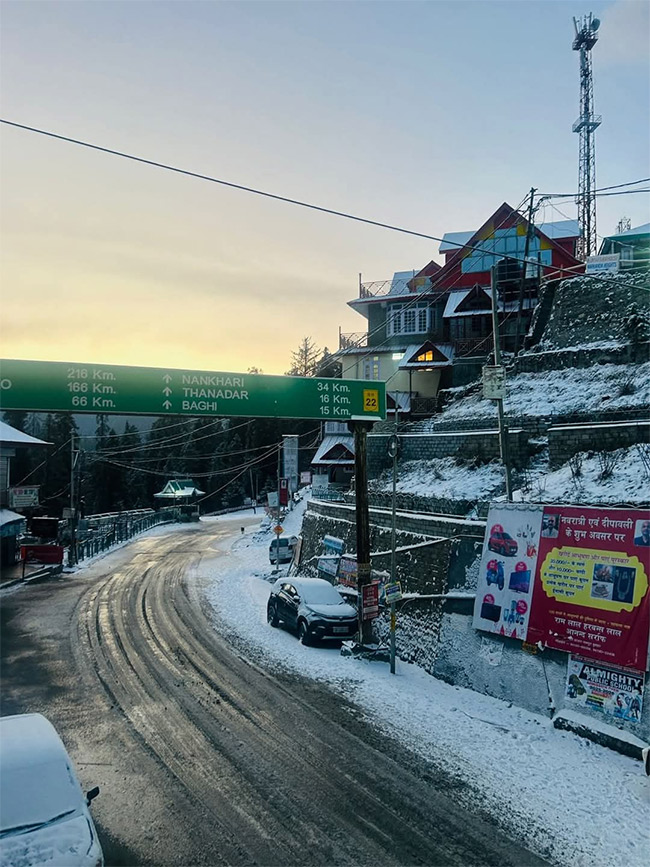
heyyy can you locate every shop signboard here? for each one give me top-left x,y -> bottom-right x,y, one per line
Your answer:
338,556 -> 358,588
565,655 -> 644,723
21,544 -> 64,565
585,254 -> 620,274
362,582 -> 380,620
317,535 -> 344,580
482,365 -> 506,400
9,486 -> 39,508
473,504 -> 650,671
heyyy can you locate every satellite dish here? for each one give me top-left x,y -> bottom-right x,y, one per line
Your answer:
591,17 -> 600,31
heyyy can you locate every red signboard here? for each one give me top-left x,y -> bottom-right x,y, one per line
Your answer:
526,506 -> 650,670
21,545 -> 65,565
279,478 -> 289,506
362,582 -> 380,621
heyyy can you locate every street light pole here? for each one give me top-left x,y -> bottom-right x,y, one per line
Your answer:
353,421 -> 373,645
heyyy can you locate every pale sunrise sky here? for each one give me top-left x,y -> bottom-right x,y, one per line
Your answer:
1,0 -> 648,375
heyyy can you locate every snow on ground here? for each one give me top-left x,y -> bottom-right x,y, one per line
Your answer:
202,507 -> 650,867
371,456 -> 504,501
516,445 -> 650,506
424,361 -> 649,425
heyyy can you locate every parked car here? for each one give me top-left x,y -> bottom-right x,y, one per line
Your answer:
268,535 -> 298,565
487,523 -> 518,556
0,713 -> 103,867
267,577 -> 358,645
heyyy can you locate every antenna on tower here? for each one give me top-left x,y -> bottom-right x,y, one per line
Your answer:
572,12 -> 601,259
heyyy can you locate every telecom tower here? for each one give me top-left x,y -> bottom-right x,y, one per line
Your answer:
572,13 -> 601,259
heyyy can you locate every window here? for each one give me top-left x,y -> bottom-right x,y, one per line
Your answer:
416,350 -> 434,362
387,303 -> 430,336
363,356 -> 381,380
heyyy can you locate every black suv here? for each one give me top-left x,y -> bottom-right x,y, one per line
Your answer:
267,578 -> 358,645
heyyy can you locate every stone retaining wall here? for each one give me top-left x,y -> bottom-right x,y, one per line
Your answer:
367,429 -> 529,477
548,419 -> 650,468
300,499 -> 485,595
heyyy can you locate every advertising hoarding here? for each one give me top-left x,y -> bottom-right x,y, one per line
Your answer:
473,504 -> 650,671
472,504 -> 544,641
565,655 -> 644,722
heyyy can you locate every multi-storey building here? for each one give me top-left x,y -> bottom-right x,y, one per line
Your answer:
336,201 -> 582,418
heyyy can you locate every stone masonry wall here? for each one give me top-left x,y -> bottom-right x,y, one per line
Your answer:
548,419 -> 650,468
300,499 -> 485,595
367,429 -> 529,477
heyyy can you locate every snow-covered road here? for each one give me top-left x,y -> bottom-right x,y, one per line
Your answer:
205,504 -> 650,867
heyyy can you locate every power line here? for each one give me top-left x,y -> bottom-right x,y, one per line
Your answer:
0,118 -> 613,272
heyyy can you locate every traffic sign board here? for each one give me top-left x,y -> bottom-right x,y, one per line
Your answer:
0,359 -> 386,422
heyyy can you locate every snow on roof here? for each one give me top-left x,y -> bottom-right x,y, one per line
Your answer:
0,421 -> 50,447
442,288 -> 492,318
0,509 -> 27,528
438,220 -> 581,253
311,435 -> 355,466
439,231 -> 474,253
387,391 -> 412,412
388,270 -> 419,296
154,479 -> 205,498
604,222 -> 650,240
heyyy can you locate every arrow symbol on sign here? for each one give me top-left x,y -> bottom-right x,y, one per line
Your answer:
163,400 -> 172,409
163,374 -> 172,383
163,387 -> 172,396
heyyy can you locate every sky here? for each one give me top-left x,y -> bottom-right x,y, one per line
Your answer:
1,0 -> 648,376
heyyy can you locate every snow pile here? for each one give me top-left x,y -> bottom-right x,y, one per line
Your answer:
426,361 -> 649,424
370,457 -> 504,501
201,521 -> 650,867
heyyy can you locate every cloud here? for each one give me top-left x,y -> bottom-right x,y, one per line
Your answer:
597,0 -> 650,66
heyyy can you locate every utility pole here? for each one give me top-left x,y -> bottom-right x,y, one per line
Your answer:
389,408 -> 399,675
514,187 -> 537,352
353,421 -> 373,645
490,265 -> 513,501
69,435 -> 78,566
274,443 -> 282,574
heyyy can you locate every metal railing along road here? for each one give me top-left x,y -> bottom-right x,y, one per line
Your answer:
70,508 -> 179,566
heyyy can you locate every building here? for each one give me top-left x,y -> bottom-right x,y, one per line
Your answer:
599,223 -> 650,271
310,422 -> 355,499
0,420 -> 50,566
335,202 -> 583,417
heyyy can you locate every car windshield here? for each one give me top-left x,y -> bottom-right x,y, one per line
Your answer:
300,583 -> 345,606
0,761 -> 80,834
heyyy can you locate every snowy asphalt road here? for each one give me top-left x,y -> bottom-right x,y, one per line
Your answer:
1,522 -> 546,866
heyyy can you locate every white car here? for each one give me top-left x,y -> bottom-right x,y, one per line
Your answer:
0,713 -> 104,867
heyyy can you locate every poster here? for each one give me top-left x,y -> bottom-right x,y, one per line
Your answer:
472,504 -> 544,640
565,655 -> 644,722
527,506 -> 650,670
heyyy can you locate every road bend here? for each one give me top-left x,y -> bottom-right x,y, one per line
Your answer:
1,521 -> 546,866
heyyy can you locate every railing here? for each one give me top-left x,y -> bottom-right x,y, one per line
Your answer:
70,508 -> 179,566
339,331 -> 368,350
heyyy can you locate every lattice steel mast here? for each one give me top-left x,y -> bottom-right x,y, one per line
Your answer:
572,13 -> 601,258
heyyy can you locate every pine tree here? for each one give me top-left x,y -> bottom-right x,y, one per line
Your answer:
286,337 -> 321,377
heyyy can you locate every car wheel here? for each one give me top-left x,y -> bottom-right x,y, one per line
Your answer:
267,602 -> 279,627
298,620 -> 312,646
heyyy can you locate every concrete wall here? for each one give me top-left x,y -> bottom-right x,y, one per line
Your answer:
548,419 -> 650,468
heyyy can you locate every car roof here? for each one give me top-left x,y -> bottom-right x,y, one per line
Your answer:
0,713 -> 69,772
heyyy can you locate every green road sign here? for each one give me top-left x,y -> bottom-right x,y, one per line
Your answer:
0,359 -> 386,422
